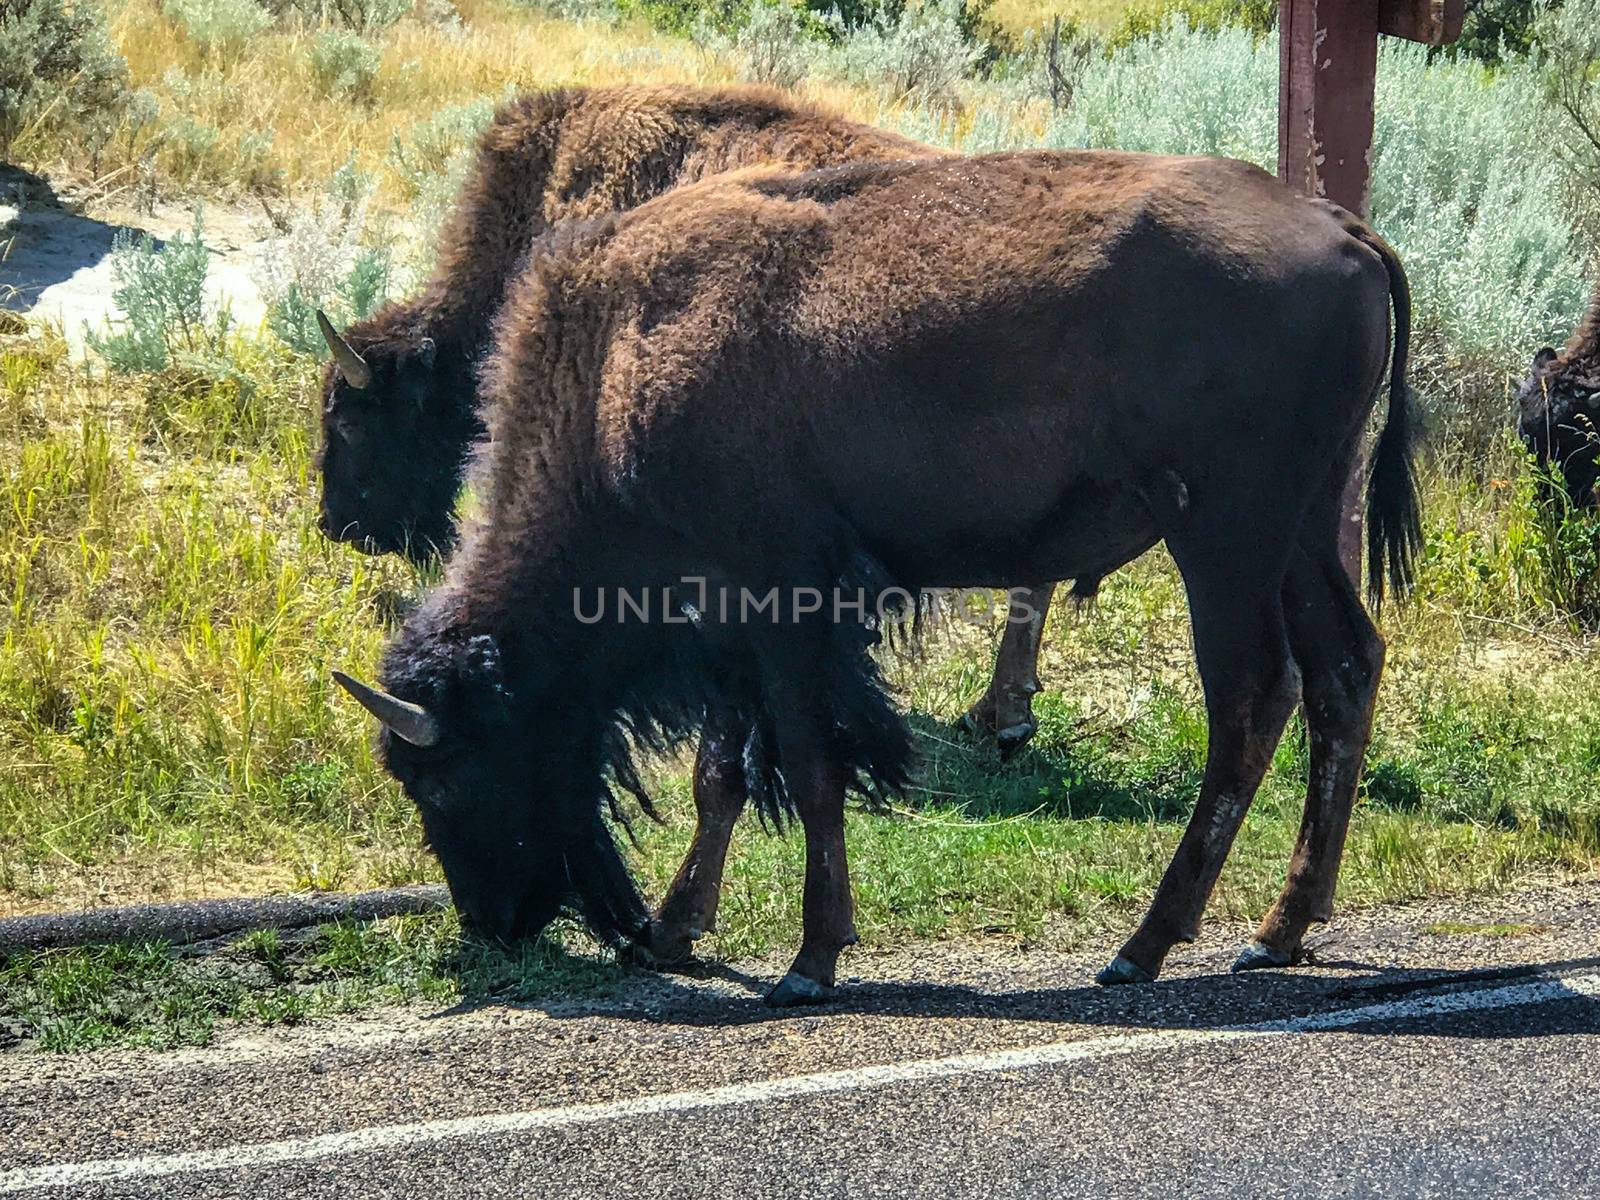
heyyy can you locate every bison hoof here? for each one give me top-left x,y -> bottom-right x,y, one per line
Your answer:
765,971 -> 833,1008
1095,955 -> 1156,987
995,721 -> 1038,761
1230,941 -> 1294,973
623,926 -> 698,972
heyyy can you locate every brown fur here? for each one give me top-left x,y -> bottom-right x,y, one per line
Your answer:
425,85 -> 937,339
363,149 -> 1419,1000
1559,286 -> 1600,383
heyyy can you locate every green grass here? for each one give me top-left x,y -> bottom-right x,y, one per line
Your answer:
0,916 -> 631,1051
3,316 -> 1599,1049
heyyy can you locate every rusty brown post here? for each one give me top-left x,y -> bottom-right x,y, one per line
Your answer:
1279,0 -> 1380,582
1277,0 -> 1462,584
1279,0 -> 1380,215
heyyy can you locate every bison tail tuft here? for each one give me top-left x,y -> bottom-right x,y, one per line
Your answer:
1363,230 -> 1423,609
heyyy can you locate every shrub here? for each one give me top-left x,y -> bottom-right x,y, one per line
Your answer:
1537,0 -> 1600,201
824,0 -> 982,106
308,29 -> 381,99
254,169 -> 393,355
387,96 -> 499,241
697,0 -> 814,87
740,0 -> 815,86
84,213 -> 234,375
986,16 -> 1096,110
261,0 -> 411,31
1108,0 -> 1275,49
1448,0 -> 1544,66
159,116 -> 222,181
236,128 -> 279,191
162,0 -> 271,59
1368,46 -> 1590,440
265,250 -> 392,355
389,97 -> 496,186
0,0 -> 127,156
114,87 -> 164,163
511,0 -> 621,22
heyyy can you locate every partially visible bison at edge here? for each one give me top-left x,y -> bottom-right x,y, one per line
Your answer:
1519,284 -> 1600,506
335,149 -> 1420,1006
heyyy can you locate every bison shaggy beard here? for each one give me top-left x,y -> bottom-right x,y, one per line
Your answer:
370,604 -> 656,948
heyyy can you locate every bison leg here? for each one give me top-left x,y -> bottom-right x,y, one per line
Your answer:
962,584 -> 1055,758
643,712 -> 749,966
765,744 -> 857,1007
1237,519 -> 1385,971
756,657 -> 858,1007
1099,559 -> 1301,985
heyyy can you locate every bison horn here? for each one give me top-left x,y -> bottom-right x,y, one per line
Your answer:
317,310 -> 373,390
332,670 -> 440,747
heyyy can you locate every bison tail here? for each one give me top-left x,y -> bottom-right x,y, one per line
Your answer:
1362,228 -> 1422,609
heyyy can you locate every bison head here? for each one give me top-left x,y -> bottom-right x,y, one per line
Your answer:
1518,346 -> 1600,508
315,311 -> 482,562
332,622 -> 650,947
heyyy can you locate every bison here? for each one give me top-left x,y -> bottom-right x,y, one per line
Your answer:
315,86 -> 1064,962
1518,288 -> 1600,506
314,84 -> 1050,753
335,149 -> 1419,1004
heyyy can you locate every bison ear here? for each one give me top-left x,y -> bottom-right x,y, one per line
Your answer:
1533,347 -> 1559,372
461,634 -> 505,690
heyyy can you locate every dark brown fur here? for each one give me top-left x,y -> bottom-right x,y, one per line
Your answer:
357,150 -> 1418,1002
1518,281 -> 1600,505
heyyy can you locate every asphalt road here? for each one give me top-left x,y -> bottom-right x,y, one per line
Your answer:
2,880 -> 1598,1199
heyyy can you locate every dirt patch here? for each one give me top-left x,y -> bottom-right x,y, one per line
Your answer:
2,167 -> 270,351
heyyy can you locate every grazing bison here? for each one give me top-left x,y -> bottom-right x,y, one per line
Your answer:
1518,288 -> 1600,506
314,84 -> 1047,753
335,149 -> 1419,1004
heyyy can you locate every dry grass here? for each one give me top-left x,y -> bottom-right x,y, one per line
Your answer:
12,0 -> 1120,205
20,0 -> 971,205
986,0 -> 1133,36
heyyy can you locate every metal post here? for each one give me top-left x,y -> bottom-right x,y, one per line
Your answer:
1276,1 -> 1463,586
1279,0 -> 1380,583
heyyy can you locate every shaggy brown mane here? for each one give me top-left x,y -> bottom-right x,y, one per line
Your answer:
348,84 -> 941,362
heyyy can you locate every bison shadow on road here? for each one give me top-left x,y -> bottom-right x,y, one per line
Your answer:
431,946 -> 1600,1041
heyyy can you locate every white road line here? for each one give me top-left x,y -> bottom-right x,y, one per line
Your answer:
4,972 -> 1597,1194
